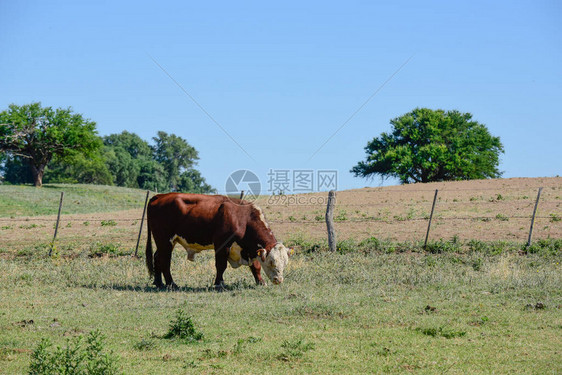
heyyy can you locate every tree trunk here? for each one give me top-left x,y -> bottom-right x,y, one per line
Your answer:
31,163 -> 45,187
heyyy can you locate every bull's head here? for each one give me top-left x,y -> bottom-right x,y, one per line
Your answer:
256,243 -> 292,285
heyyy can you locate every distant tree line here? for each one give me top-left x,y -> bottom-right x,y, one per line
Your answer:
0,103 -> 215,193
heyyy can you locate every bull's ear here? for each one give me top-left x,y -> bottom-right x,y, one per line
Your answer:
288,247 -> 295,257
257,248 -> 266,262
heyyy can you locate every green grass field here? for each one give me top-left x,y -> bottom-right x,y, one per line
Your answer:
0,184 -> 561,374
1,243 -> 561,374
0,184 -> 149,217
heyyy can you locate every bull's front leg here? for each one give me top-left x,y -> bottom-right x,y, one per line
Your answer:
250,260 -> 266,285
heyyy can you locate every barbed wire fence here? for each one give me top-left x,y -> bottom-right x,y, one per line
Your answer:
0,185 -> 560,255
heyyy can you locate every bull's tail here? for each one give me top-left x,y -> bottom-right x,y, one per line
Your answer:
146,219 -> 154,277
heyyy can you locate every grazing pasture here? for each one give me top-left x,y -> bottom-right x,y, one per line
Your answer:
0,179 -> 561,373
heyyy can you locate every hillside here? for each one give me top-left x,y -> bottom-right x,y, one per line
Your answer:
0,184 -> 149,217
259,177 -> 562,243
0,177 -> 560,253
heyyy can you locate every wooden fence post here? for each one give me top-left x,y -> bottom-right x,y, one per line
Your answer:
526,187 -> 543,247
134,190 -> 151,257
49,191 -> 64,256
239,190 -> 245,200
424,189 -> 439,250
326,190 -> 336,252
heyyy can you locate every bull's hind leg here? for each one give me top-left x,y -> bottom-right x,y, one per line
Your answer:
152,249 -> 165,289
154,239 -> 178,290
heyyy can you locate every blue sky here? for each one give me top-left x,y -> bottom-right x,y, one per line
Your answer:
1,1 -> 561,193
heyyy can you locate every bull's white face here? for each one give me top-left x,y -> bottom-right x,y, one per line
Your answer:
258,243 -> 291,285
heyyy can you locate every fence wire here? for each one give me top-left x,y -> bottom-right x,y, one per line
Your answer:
0,184 -> 561,252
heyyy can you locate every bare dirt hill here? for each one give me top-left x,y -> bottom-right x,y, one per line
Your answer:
258,177 -> 562,243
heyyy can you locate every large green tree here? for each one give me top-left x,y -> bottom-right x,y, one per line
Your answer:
153,131 -> 198,191
2,154 -> 33,184
351,108 -> 504,184
44,152 -> 113,185
0,103 -> 101,187
102,131 -> 167,191
103,130 -> 214,193
177,169 -> 215,194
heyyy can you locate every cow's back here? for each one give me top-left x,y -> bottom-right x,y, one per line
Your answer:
147,193 -> 238,245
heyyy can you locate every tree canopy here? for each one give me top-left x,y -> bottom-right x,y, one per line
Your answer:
153,131 -> 198,191
0,105 -> 215,194
102,131 -> 167,191
0,103 -> 101,186
351,108 -> 504,184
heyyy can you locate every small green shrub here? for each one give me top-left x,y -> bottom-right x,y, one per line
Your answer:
415,326 -> 466,339
527,238 -> 562,255
490,194 -> 504,202
495,214 -> 509,221
20,223 -> 39,229
334,210 -> 348,221
336,239 -> 356,254
358,237 -> 383,253
88,243 -> 125,258
164,309 -> 203,343
425,239 -> 462,254
28,330 -> 120,375
467,240 -> 514,255
285,234 -> 325,253
100,220 -> 117,227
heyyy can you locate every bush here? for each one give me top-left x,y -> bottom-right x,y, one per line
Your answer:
285,234 -> 325,253
88,243 -> 126,258
336,239 -> 356,254
28,330 -> 120,375
100,220 -> 117,227
526,238 -> 562,256
415,326 -> 466,339
164,309 -> 204,343
424,239 -> 462,254
550,213 -> 561,222
357,237 -> 412,254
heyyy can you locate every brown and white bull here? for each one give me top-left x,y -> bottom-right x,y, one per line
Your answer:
145,193 -> 292,289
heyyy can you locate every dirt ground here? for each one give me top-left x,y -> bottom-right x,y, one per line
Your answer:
261,176 -> 562,243
1,177 -> 560,252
